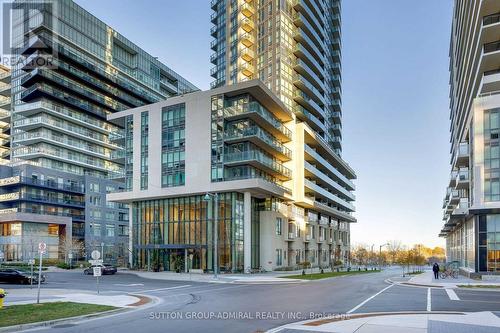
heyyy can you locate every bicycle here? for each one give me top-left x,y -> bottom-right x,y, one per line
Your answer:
440,268 -> 458,279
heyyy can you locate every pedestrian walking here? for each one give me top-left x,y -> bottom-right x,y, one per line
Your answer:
432,262 -> 440,279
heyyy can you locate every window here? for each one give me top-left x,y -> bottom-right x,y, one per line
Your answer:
48,224 -> 59,236
275,217 -> 282,235
161,103 -> 186,187
276,249 -> 283,266
141,111 -> 149,190
89,183 -> 100,192
93,224 -> 101,237
105,212 -> 116,221
118,225 -> 129,236
106,224 -> 115,237
90,210 -> 101,219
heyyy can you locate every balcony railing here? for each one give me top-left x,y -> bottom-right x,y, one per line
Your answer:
224,150 -> 292,179
484,40 -> 500,54
224,126 -> 292,159
483,13 -> 500,26
223,102 -> 292,140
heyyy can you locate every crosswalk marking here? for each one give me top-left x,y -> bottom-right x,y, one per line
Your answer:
445,288 -> 460,300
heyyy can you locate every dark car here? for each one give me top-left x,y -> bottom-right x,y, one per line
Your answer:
84,264 -> 117,276
0,268 -> 45,284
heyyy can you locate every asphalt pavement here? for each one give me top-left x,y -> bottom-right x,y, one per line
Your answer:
3,267 -> 500,333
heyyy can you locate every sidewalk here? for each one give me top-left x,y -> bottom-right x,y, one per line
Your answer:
3,288 -> 143,308
268,311 -> 500,333
126,270 -> 305,284
399,271 -> 500,288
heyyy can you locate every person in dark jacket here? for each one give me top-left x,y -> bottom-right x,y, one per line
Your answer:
432,263 -> 440,279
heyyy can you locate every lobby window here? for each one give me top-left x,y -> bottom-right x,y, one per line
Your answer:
93,224 -> 101,237
89,183 -> 100,193
106,224 -> 115,237
161,103 -> 186,187
48,224 -> 59,236
275,217 -> 282,235
140,111 -> 149,190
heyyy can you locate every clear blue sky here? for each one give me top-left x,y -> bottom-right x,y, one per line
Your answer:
77,0 -> 453,248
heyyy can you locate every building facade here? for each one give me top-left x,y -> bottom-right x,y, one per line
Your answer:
0,163 -> 128,264
440,0 -> 500,274
2,0 -> 197,261
0,66 -> 11,164
108,80 -> 355,272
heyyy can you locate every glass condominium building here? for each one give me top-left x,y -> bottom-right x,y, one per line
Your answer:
10,0 -> 197,180
440,0 -> 500,274
4,0 -> 197,258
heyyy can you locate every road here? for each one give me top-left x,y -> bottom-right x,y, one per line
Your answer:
5,267 -> 500,333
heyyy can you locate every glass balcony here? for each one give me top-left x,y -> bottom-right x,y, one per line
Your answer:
456,168 -> 469,189
483,13 -> 500,26
240,62 -> 254,77
294,89 -> 325,119
455,142 -> 469,167
224,126 -> 292,160
293,44 -> 325,79
331,111 -> 341,124
484,40 -> 500,54
293,73 -> 325,106
294,59 -> 325,94
223,102 -> 292,141
304,179 -> 355,212
293,12 -> 325,52
240,2 -> 255,17
240,46 -> 255,62
13,114 -> 120,149
210,25 -> 218,37
304,160 -> 355,201
224,149 -> 292,180
0,83 -> 10,97
239,31 -> 255,47
293,104 -> 326,134
13,101 -> 119,133
240,17 -> 255,32
295,30 -> 325,66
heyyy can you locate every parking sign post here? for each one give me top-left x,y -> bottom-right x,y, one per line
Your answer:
29,258 -> 35,289
36,242 -> 46,304
90,250 -> 101,295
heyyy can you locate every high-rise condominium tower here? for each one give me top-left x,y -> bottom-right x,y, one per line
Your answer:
440,0 -> 500,274
211,0 -> 342,152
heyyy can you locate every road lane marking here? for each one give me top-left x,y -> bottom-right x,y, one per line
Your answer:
445,288 -> 459,300
114,283 -> 144,287
346,284 -> 393,314
427,288 -> 431,311
137,284 -> 191,293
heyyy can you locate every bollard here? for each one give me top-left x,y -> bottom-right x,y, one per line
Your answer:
0,288 -> 5,309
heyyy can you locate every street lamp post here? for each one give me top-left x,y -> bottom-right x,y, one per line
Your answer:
204,193 -> 219,279
379,243 -> 389,270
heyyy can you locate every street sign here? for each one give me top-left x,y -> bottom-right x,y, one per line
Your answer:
93,266 -> 102,277
89,259 -> 103,265
28,259 -> 35,265
68,253 -> 73,259
91,250 -> 101,260
38,242 -> 46,254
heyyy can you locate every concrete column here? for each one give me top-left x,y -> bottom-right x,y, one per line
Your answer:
243,192 -> 252,272
184,249 -> 188,273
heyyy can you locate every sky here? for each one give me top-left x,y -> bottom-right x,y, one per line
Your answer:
49,0 -> 457,248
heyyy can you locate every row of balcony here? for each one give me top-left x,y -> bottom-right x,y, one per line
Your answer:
304,160 -> 355,201
0,175 -> 84,193
9,207 -> 85,221
14,100 -> 119,134
224,125 -> 292,160
293,104 -> 326,134
0,191 -> 84,208
304,178 -> 355,212
224,149 -> 292,180
13,145 -> 123,174
223,102 -> 292,141
0,83 -> 10,97
13,114 -> 120,149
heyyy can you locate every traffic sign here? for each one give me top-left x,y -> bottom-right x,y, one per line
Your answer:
91,250 -> 101,260
93,266 -> 102,277
89,259 -> 103,265
28,259 -> 35,265
38,242 -> 46,254
68,253 -> 73,259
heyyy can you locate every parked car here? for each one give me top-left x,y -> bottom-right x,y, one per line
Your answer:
84,264 -> 117,275
0,268 -> 45,284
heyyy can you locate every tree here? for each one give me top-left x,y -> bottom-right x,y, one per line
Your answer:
59,236 -> 85,263
386,240 -> 402,264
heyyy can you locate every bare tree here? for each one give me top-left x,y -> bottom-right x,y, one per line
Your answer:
59,236 -> 85,263
387,240 -> 402,264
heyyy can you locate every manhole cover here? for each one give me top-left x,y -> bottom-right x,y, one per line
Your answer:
52,324 -> 77,329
